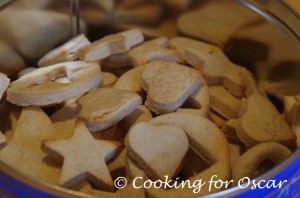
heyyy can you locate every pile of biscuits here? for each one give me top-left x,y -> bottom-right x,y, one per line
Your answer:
0,26 -> 298,198
0,0 -> 299,197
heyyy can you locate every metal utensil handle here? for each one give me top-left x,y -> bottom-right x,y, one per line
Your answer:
70,0 -> 80,37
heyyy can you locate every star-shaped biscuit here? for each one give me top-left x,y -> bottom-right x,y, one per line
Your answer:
42,119 -> 122,190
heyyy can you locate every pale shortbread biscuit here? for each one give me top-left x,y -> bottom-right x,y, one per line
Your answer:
170,37 -> 250,98
114,3 -> 164,25
0,106 -> 61,185
141,61 -> 201,114
38,34 -> 91,67
209,110 -> 227,128
182,148 -> 209,178
121,105 -> 153,131
42,119 -> 122,190
50,104 -> 80,139
91,125 -> 118,140
177,1 -> 260,47
284,96 -> 300,147
7,61 -> 102,106
169,37 -> 222,61
101,53 -> 132,68
117,17 -> 178,38
125,152 -> 147,181
127,122 -> 189,180
177,77 -> 210,117
108,148 -> 127,174
101,72 -> 118,87
0,9 -> 79,59
0,41 -> 25,77
209,86 -> 242,120
221,119 -> 240,142
80,29 -> 144,62
185,48 -> 249,98
18,67 -> 37,78
78,87 -> 142,131
129,37 -> 181,67
232,142 -> 291,186
114,66 -> 145,94
147,112 -> 230,197
227,139 -> 245,173
0,73 -> 10,100
237,94 -> 296,147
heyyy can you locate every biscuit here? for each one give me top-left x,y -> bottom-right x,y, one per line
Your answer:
209,110 -> 227,128
227,140 -> 245,173
232,142 -> 291,186
50,104 -> 80,139
182,148 -> 209,178
0,106 -> 61,185
78,87 -> 142,131
101,53 -> 132,68
125,152 -> 147,180
116,17 -> 178,38
177,77 -> 210,117
0,9 -> 82,59
18,67 -> 37,78
7,61 -> 102,106
221,119 -> 240,142
42,119 -> 122,190
114,66 -> 145,94
185,48 -> 249,98
108,148 -> 127,175
129,37 -> 181,67
141,61 -> 201,114
121,105 -> 153,131
169,37 -> 221,61
80,29 -> 144,62
127,122 -> 189,180
177,1 -> 260,47
208,86 -> 242,119
101,72 -> 118,87
237,94 -> 296,147
0,41 -> 25,77
284,96 -> 300,147
38,34 -> 91,67
147,112 -> 230,196
114,3 -> 164,25
0,73 -> 10,100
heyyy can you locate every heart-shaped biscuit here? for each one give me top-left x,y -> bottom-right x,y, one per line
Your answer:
127,122 -> 189,180
141,61 -> 201,114
237,94 -> 296,147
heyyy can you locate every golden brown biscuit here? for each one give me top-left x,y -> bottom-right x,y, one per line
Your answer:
127,122 -> 189,180
232,142 -> 291,186
147,112 -> 230,197
237,94 -> 296,147
209,86 -> 242,119
78,88 -> 142,131
38,34 -> 91,67
129,37 -> 181,67
42,119 -> 122,190
80,29 -> 144,62
141,61 -> 201,114
0,106 -> 61,185
7,61 -> 102,106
